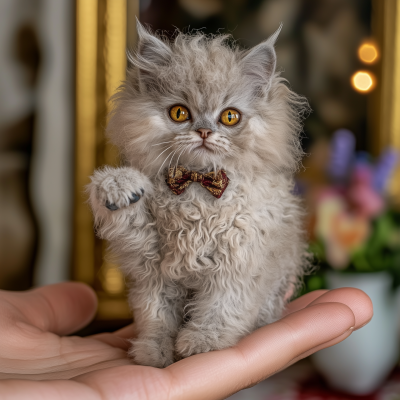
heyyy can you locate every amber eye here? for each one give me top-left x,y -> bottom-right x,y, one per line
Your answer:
220,109 -> 241,126
169,105 -> 190,122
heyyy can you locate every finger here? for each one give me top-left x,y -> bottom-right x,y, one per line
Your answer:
285,288 -> 373,330
283,289 -> 328,316
87,323 -> 136,349
166,301 -> 355,400
2,282 -> 98,336
90,333 -> 131,351
266,287 -> 373,376
112,323 -> 137,339
282,327 -> 353,371
306,287 -> 373,330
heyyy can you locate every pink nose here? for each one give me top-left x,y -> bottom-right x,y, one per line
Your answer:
196,128 -> 212,139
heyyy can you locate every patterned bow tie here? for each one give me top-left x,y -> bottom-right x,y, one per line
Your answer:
166,166 -> 229,199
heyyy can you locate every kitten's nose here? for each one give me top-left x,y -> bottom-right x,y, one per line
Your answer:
196,128 -> 212,139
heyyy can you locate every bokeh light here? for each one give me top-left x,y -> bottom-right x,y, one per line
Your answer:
358,42 -> 378,63
351,71 -> 375,93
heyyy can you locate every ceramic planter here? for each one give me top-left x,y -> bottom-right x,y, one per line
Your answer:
311,271 -> 399,395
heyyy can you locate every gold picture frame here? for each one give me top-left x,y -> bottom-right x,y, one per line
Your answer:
74,0 -> 138,320
371,0 -> 400,205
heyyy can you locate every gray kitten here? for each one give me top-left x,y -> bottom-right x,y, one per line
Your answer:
88,22 -> 309,368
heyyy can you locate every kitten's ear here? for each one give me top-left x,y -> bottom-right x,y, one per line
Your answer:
130,19 -> 173,92
136,19 -> 172,66
241,24 -> 282,93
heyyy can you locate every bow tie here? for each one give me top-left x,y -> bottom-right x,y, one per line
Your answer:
166,166 -> 229,199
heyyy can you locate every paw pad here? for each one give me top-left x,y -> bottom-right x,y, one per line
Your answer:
105,189 -> 144,210
105,201 -> 119,211
129,192 -> 141,204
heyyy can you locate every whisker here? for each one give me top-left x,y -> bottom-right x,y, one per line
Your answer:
175,144 -> 189,169
190,152 -> 200,167
157,153 -> 173,176
157,149 -> 176,176
153,145 -> 174,163
186,144 -> 202,167
151,141 -> 174,147
169,144 -> 183,170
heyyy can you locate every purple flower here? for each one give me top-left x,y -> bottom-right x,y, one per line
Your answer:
328,129 -> 356,181
373,148 -> 399,194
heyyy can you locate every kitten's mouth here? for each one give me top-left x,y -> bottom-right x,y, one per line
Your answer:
194,141 -> 215,152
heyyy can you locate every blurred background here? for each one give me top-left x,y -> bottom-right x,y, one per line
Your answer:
1,0 -> 400,398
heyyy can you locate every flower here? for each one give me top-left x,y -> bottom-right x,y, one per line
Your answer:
373,148 -> 399,194
301,129 -> 399,273
348,162 -> 384,218
315,192 -> 370,269
328,129 -> 356,181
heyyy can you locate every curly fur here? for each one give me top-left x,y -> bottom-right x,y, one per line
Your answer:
88,22 -> 310,368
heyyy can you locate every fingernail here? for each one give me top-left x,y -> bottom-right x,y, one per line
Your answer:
354,317 -> 373,331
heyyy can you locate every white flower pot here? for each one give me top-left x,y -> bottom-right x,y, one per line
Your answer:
311,271 -> 399,395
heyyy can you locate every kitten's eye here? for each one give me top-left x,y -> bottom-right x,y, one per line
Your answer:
220,109 -> 241,126
169,105 -> 190,122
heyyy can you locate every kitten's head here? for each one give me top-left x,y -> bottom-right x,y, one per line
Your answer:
107,22 -> 308,177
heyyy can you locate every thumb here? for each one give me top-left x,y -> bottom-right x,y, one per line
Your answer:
2,282 -> 97,335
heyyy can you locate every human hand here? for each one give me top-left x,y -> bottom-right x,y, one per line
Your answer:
0,283 -> 372,400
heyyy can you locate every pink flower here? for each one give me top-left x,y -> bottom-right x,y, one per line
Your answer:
315,195 -> 370,269
348,163 -> 384,217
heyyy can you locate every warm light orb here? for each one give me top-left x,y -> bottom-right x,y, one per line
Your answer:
358,43 -> 378,63
351,71 -> 375,93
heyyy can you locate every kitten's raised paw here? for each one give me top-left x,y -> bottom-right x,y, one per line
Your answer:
129,335 -> 175,368
175,326 -> 224,358
90,167 -> 150,212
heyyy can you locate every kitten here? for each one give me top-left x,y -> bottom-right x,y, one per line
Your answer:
88,22 -> 309,368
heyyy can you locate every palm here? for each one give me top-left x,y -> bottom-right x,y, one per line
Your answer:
0,284 -> 132,380
0,283 -> 372,400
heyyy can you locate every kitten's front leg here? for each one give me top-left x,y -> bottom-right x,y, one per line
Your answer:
175,276 -> 261,358
89,166 -> 184,368
129,277 -> 186,368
